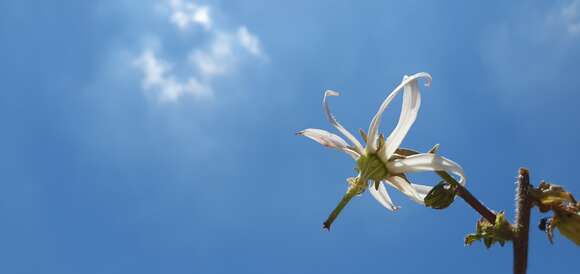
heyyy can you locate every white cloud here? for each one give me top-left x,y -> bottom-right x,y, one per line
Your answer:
132,0 -> 267,102
138,50 -> 166,88
134,50 -> 210,102
169,0 -> 212,30
237,26 -> 263,57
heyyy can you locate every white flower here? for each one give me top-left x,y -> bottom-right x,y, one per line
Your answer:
297,72 -> 466,229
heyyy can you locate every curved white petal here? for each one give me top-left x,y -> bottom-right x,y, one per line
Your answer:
379,77 -> 421,162
411,183 -> 433,200
323,90 -> 364,154
386,153 -> 466,185
297,128 -> 360,159
367,73 -> 432,154
385,176 -> 426,204
368,181 -> 400,211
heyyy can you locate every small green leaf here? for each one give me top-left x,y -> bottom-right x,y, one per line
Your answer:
464,234 -> 480,246
464,212 -> 515,249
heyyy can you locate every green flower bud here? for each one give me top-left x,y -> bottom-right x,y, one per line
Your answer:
424,181 -> 457,209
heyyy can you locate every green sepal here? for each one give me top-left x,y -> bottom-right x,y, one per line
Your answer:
356,154 -> 389,182
373,180 -> 380,190
358,128 -> 368,144
427,144 -> 440,154
378,134 -> 385,150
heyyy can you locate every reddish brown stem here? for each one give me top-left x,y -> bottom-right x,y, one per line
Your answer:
436,171 -> 497,223
457,184 -> 498,224
513,168 -> 532,274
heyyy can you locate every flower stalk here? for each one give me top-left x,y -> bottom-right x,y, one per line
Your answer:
435,170 -> 497,223
323,184 -> 360,230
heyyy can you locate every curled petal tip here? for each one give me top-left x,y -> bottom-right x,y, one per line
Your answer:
405,72 -> 432,87
322,89 -> 365,154
415,72 -> 432,87
324,90 -> 340,97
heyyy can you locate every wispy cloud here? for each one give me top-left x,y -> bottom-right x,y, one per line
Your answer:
554,0 -> 580,36
481,0 -> 580,101
237,26 -> 263,57
190,33 -> 235,78
133,0 -> 266,102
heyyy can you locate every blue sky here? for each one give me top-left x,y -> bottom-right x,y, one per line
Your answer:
1,0 -> 579,273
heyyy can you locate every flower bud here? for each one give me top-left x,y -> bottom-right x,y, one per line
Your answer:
424,181 -> 457,209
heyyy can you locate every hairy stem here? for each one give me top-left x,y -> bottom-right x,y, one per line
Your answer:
513,168 -> 532,274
